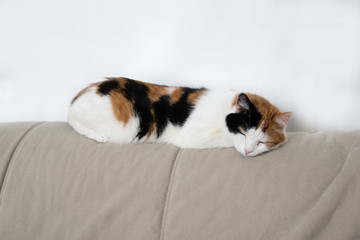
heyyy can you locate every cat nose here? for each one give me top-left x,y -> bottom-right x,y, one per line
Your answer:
245,148 -> 253,155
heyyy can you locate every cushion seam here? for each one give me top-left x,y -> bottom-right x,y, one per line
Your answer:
0,122 -> 44,206
159,148 -> 183,240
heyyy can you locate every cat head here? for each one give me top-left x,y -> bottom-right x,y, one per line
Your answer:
226,93 -> 291,157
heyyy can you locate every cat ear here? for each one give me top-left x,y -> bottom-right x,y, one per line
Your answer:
235,93 -> 251,113
276,112 -> 292,128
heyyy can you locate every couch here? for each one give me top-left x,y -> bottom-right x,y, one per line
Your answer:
0,122 -> 359,240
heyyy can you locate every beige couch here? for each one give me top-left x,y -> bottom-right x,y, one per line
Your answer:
0,122 -> 360,240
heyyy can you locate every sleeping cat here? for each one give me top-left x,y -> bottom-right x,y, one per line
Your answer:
68,77 -> 291,157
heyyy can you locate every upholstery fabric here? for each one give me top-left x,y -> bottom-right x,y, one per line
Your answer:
0,122 -> 359,240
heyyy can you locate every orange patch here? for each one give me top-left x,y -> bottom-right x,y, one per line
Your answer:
170,87 -> 184,104
188,90 -> 205,105
169,87 -> 205,105
265,128 -> 286,148
109,91 -> 133,126
246,93 -> 280,127
143,82 -> 169,102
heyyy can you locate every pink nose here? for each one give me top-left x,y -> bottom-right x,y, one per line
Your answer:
245,149 -> 253,155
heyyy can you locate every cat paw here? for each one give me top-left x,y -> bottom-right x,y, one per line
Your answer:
69,120 -> 109,143
95,134 -> 110,143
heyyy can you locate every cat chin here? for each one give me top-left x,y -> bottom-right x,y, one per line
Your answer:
234,145 -> 250,157
239,151 -> 262,157
244,149 -> 268,157
235,145 -> 270,157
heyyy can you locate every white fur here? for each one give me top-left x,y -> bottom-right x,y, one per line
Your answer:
68,87 -> 139,144
68,88 -> 274,157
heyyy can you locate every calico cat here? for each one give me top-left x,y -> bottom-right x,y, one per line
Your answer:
68,77 -> 291,157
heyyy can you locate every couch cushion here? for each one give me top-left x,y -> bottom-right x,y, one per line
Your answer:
161,131 -> 360,240
0,122 -> 40,191
0,122 -> 179,240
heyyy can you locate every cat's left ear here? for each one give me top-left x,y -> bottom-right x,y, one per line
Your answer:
276,112 -> 292,128
235,93 -> 251,113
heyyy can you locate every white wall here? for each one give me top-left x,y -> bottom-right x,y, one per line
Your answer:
1,0 -> 359,132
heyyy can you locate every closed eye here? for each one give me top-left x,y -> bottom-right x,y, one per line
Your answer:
258,141 -> 277,146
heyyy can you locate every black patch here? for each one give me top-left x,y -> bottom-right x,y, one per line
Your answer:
98,79 -> 119,95
226,93 -> 262,134
153,95 -> 171,137
120,78 -> 206,139
123,79 -> 153,140
152,87 -> 206,138
169,87 -> 205,126
226,113 -> 246,134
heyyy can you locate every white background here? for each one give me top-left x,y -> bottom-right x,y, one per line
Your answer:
1,0 -> 359,132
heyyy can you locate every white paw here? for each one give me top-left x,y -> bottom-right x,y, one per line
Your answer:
95,134 -> 110,143
69,120 -> 109,143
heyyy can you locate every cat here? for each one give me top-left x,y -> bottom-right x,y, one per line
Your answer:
68,77 -> 292,157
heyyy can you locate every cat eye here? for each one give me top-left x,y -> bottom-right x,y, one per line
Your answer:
257,141 -> 265,145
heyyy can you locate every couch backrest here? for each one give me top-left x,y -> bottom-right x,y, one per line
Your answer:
0,122 -> 359,240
